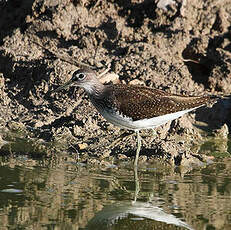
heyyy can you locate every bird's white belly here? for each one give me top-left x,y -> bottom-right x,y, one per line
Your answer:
97,107 -> 199,131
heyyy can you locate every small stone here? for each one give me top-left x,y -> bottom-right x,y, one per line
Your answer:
34,121 -> 44,128
157,0 -> 176,11
117,154 -> 128,160
101,150 -> 110,159
100,160 -> 115,168
213,124 -> 229,139
99,73 -> 119,84
129,79 -> 144,86
78,143 -> 88,150
139,155 -> 147,162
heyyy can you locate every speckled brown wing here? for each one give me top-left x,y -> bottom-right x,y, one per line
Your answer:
110,84 -> 213,121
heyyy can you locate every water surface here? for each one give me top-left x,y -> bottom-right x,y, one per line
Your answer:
0,154 -> 231,230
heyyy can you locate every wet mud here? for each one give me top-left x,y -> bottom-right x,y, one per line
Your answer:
0,0 -> 230,166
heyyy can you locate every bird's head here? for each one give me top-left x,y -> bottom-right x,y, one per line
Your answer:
53,68 -> 101,95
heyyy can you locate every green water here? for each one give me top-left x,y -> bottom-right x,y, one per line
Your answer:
0,149 -> 231,230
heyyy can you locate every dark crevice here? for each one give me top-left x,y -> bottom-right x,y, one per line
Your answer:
112,0 -> 156,28
0,0 -> 35,44
182,39 -> 215,88
0,53 -> 53,111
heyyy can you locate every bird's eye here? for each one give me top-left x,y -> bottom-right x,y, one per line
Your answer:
78,73 -> 86,80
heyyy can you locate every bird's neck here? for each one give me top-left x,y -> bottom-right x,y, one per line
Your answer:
83,79 -> 106,98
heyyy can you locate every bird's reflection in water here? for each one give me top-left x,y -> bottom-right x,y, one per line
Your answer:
86,166 -> 194,230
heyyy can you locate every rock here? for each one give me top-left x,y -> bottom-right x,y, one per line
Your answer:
129,79 -> 145,86
117,154 -> 128,160
78,143 -> 88,150
99,73 -> 120,84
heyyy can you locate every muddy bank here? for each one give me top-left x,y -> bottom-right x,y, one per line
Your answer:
0,0 -> 230,166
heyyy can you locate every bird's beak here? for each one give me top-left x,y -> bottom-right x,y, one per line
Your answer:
51,79 -> 74,93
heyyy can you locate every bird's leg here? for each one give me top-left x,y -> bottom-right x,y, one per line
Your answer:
133,164 -> 140,203
134,130 -> 141,168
